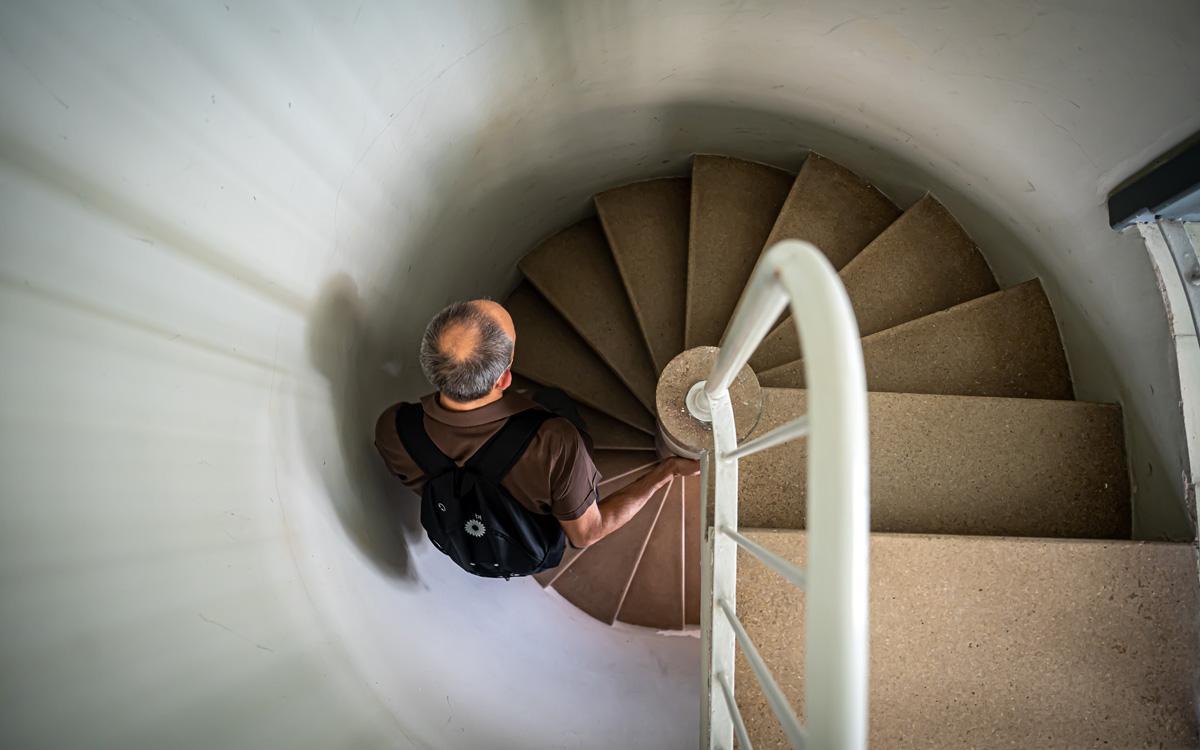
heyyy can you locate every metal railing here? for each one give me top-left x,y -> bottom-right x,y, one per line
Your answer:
695,240 -> 870,749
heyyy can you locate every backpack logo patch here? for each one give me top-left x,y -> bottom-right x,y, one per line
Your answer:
464,515 -> 486,538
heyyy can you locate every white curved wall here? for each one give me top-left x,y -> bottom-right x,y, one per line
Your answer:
2,2 -> 1198,748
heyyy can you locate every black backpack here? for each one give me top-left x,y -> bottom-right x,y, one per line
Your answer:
395,403 -> 567,579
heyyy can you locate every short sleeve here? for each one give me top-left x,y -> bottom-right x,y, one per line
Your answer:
543,418 -> 601,520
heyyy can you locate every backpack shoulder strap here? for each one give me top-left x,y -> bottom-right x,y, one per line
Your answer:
466,408 -> 555,482
394,402 -> 456,476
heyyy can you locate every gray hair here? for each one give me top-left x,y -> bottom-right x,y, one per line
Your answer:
419,301 -> 514,402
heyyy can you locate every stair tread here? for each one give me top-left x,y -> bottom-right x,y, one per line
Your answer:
752,194 -> 997,371
763,152 -> 901,271
576,403 -> 657,451
686,155 -> 794,348
506,282 -> 655,433
682,475 -> 701,626
735,530 -> 1200,748
510,374 -> 655,450
519,218 -> 658,410
596,177 -> 690,375
759,280 -> 1074,399
533,545 -> 584,588
618,478 -> 685,629
739,388 -> 1130,538
550,482 -> 670,624
594,450 -> 659,485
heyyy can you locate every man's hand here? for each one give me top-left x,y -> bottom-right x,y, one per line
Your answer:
658,456 -> 701,478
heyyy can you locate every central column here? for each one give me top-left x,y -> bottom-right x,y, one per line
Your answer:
654,346 -> 764,458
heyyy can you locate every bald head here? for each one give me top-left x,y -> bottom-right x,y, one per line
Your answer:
419,299 -> 516,403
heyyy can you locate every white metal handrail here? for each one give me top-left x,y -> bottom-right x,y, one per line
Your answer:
696,240 -> 870,750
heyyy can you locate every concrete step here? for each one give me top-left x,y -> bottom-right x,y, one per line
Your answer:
506,282 -> 655,433
576,403 -> 656,451
550,481 -> 670,624
739,388 -> 1130,538
509,374 -> 656,450
519,218 -> 658,410
686,155 -> 793,348
764,152 -> 900,272
594,450 -> 659,485
734,530 -> 1200,748
751,194 -> 997,372
617,478 -> 685,629
759,280 -> 1074,399
596,177 -> 690,375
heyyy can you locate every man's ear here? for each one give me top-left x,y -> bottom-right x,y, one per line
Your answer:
496,369 -> 513,391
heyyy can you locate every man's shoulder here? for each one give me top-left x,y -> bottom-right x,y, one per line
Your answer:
527,413 -> 587,458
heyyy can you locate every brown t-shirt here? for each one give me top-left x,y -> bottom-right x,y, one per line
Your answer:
374,391 -> 601,520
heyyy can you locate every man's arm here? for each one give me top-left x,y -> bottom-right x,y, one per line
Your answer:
559,457 -> 700,548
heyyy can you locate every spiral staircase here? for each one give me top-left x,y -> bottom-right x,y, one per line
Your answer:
505,153 -> 1199,747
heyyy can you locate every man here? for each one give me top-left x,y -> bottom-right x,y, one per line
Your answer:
374,299 -> 698,550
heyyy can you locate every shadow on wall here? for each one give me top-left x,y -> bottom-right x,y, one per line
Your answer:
307,273 -> 421,582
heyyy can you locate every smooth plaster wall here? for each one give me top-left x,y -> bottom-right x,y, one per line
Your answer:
2,1 -> 1198,748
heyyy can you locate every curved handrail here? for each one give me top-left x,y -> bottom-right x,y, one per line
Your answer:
696,240 -> 870,749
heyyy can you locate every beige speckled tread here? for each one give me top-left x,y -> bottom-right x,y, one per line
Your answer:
596,177 -> 690,375
576,403 -> 656,451
506,282 -> 655,434
686,155 -> 794,348
759,280 -> 1074,399
618,478 -> 684,629
739,388 -> 1130,538
735,530 -> 1200,748
550,481 -> 670,624
509,374 -> 655,450
751,194 -> 997,372
519,218 -> 658,410
764,152 -> 901,272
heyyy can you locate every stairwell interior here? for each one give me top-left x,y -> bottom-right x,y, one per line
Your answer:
2,2 -> 1199,749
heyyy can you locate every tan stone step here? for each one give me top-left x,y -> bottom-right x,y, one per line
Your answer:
764,152 -> 900,272
577,403 -> 656,451
686,155 -> 794,348
519,219 -> 658,410
739,388 -> 1130,538
759,280 -> 1074,399
506,282 -> 655,433
618,478 -> 685,629
683,474 -> 701,625
594,450 -> 659,485
509,374 -> 655,450
550,482 -> 670,624
734,530 -> 1200,748
596,177 -> 690,374
751,194 -> 997,372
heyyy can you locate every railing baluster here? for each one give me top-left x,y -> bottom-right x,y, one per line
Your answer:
720,527 -> 807,590
699,240 -> 868,750
718,598 -> 808,749
718,672 -> 754,750
725,415 -> 810,461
